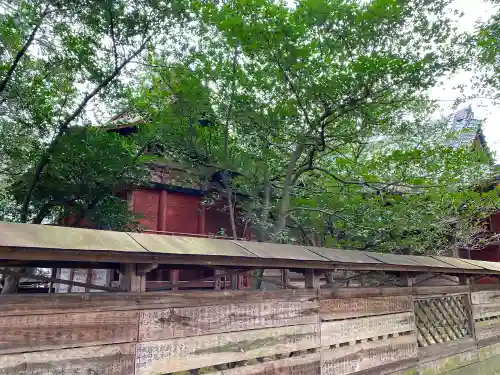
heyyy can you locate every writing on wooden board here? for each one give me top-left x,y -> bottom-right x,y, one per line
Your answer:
135,324 -> 319,375
320,296 -> 412,320
0,311 -> 139,354
204,354 -> 321,375
139,300 -> 318,341
321,312 -> 414,345
418,349 -> 478,374
475,317 -> 500,340
471,291 -> 500,305
321,334 -> 417,375
0,343 -> 135,375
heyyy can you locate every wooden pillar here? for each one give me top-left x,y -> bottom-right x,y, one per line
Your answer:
170,270 -> 179,291
119,264 -> 146,292
214,269 -> 223,290
400,272 -> 413,287
305,269 -> 320,289
158,190 -> 168,232
281,269 -> 290,289
459,274 -> 476,339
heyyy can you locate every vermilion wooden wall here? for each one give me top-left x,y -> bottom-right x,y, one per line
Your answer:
129,188 -> 250,239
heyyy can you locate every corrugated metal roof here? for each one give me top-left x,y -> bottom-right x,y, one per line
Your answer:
0,222 -> 498,274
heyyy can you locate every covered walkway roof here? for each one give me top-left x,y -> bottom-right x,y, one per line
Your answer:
0,222 -> 499,275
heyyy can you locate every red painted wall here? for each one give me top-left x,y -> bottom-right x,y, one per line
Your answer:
129,188 -> 250,239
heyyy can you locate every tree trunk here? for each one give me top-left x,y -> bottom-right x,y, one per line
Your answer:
273,143 -> 305,237
226,187 -> 237,240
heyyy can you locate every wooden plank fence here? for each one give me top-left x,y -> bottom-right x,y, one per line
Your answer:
1,285 -> 500,375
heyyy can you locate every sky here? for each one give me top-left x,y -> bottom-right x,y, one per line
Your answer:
430,0 -> 500,162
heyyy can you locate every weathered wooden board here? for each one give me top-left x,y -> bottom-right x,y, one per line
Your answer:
472,303 -> 500,320
320,286 -> 469,300
475,317 -> 500,340
320,287 -> 411,299
418,349 -> 479,375
203,353 -> 320,375
0,343 -> 135,375
321,334 -> 417,375
139,300 -> 318,341
319,296 -> 412,321
441,354 -> 500,375
135,324 -> 319,375
0,311 -> 138,354
418,339 -> 476,368
479,342 -> 500,361
357,358 -> 417,375
472,291 -> 500,305
0,289 -> 317,316
321,312 -> 414,345
387,367 -> 418,375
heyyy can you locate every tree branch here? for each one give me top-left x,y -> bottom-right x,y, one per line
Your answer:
0,6 -> 50,97
20,36 -> 151,222
108,8 -> 119,70
260,31 -> 313,129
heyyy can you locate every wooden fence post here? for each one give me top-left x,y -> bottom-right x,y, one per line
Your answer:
119,264 -> 146,292
305,269 -> 320,289
460,275 -> 476,339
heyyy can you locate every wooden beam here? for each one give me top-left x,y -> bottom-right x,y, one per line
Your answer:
0,247 -> 491,275
148,268 -> 253,291
213,266 -> 300,290
0,268 -> 122,293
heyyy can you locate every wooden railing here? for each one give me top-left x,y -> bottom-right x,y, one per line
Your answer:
2,284 -> 500,374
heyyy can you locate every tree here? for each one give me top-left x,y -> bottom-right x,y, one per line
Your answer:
474,0 -> 500,101
1,0 -> 499,268
0,0 -> 190,293
131,0 -> 499,254
0,0 -> 189,225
